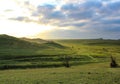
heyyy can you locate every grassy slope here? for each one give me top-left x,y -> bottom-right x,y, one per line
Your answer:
0,35 -> 39,49
0,34 -> 65,49
21,37 -> 47,44
0,35 -> 69,69
0,34 -> 66,56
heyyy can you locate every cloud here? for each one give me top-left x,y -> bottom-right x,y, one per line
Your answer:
4,0 -> 120,39
10,16 -> 29,21
100,19 -> 120,24
38,27 -> 120,39
9,16 -> 39,23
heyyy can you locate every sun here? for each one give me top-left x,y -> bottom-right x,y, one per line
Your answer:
0,19 -> 54,38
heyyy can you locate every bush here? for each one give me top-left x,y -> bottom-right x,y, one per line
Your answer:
110,56 -> 118,68
63,56 -> 70,68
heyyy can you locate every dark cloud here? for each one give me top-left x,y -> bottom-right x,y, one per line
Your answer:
82,0 -> 102,9
61,3 -> 79,11
37,4 -> 55,13
9,0 -> 120,39
100,19 -> 120,24
107,1 -> 120,11
56,21 -> 87,28
9,16 -> 28,21
61,1 -> 102,20
47,11 -> 65,19
32,4 -> 65,23
9,16 -> 36,23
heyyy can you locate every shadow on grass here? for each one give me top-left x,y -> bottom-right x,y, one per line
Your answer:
0,61 -> 97,70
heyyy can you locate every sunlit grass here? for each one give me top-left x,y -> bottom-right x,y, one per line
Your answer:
0,63 -> 120,84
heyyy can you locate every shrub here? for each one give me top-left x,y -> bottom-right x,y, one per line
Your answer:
63,56 -> 70,68
110,56 -> 118,68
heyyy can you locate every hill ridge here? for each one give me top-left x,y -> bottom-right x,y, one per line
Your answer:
0,34 -> 65,49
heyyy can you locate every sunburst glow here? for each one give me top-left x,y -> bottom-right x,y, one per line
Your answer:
0,19 -> 54,38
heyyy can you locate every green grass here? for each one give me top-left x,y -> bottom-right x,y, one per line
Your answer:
0,35 -> 120,69
0,63 -> 120,84
0,35 -> 120,83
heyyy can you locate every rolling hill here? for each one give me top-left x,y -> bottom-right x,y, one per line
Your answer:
21,37 -> 47,44
0,34 -> 65,49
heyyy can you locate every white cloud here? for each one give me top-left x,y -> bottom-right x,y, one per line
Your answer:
0,19 -> 55,38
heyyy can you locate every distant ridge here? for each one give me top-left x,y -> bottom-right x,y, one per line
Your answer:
21,37 -> 47,44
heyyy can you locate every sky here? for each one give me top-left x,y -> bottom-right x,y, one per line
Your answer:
0,0 -> 120,39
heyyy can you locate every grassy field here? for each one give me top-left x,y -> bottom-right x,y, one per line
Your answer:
0,63 -> 120,84
0,37 -> 120,69
0,35 -> 120,83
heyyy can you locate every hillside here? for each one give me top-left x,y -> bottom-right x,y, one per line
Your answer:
0,34 -> 41,49
0,34 -> 65,49
21,37 -> 47,44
